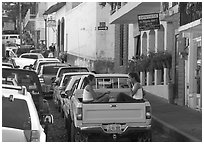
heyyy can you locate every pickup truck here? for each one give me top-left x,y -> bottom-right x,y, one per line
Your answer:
68,74 -> 152,142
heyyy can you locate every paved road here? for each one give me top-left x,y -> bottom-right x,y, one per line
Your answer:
46,99 -> 172,142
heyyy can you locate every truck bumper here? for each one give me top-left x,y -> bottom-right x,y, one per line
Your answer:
80,125 -> 151,137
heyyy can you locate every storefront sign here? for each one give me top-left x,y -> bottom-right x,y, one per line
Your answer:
138,13 -> 160,31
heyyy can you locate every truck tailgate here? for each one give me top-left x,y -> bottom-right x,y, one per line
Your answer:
82,103 -> 146,124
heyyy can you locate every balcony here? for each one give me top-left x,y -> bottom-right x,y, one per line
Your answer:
109,2 -> 161,24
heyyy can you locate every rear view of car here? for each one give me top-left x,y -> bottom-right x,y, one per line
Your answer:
39,63 -> 70,98
2,85 -> 46,142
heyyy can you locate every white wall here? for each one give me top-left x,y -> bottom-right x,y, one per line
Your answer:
66,2 -> 97,60
96,3 -> 115,60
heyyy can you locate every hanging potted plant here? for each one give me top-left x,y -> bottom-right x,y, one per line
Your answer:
162,51 -> 172,68
152,51 -> 164,70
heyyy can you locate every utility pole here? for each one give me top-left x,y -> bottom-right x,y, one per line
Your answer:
19,2 -> 22,46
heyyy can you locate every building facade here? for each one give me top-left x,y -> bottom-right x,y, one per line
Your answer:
45,2 -> 115,72
109,2 -> 202,111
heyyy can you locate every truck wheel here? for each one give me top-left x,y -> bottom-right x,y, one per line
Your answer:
71,121 -> 88,142
137,132 -> 152,142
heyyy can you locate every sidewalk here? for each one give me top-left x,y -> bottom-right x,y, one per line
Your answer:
144,92 -> 202,142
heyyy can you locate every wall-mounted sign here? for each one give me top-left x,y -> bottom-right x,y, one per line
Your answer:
138,13 -> 160,31
47,20 -> 56,27
98,22 -> 108,30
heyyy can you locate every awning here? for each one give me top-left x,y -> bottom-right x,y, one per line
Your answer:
43,2 -> 66,15
109,2 -> 161,24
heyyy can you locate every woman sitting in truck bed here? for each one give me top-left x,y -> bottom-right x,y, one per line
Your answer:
83,74 -> 110,103
115,72 -> 144,102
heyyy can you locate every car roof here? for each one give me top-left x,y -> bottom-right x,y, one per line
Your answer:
41,63 -> 70,67
2,84 -> 30,99
20,53 -> 43,56
36,58 -> 60,61
62,72 -> 93,77
59,66 -> 88,69
80,73 -> 128,78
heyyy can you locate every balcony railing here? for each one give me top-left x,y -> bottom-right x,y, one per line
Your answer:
180,2 -> 202,26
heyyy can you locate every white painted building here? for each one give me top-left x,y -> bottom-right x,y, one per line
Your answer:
66,3 -> 115,62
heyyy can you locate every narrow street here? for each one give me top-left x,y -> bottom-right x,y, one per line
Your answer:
46,98 -> 173,142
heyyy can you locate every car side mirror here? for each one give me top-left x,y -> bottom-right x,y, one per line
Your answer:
42,114 -> 54,124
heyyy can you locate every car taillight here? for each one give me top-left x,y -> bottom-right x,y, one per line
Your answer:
39,76 -> 44,83
146,106 -> 151,119
24,130 -> 40,142
30,130 -> 40,142
76,107 -> 82,120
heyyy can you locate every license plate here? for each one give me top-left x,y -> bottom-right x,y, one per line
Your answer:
107,124 -> 121,133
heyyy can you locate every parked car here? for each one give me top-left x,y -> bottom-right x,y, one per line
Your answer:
38,63 -> 71,98
31,58 -> 61,73
68,74 -> 152,142
53,72 -> 92,113
2,85 -> 53,142
19,53 -> 44,59
5,48 -> 18,59
12,57 -> 36,69
52,66 -> 89,85
2,62 -> 14,68
16,45 -> 35,57
2,68 -> 52,135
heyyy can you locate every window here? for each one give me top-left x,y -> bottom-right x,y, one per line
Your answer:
134,35 -> 141,57
120,24 -> 124,66
2,97 -> 31,130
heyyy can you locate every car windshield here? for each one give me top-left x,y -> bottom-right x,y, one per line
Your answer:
21,55 -> 38,59
43,66 -> 63,75
37,61 -> 60,73
58,68 -> 88,77
2,68 -> 41,93
2,97 -> 31,130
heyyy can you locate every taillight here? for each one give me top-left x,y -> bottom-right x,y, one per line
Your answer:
39,76 -> 45,83
30,130 -> 40,142
24,130 -> 40,142
146,106 -> 151,119
76,107 -> 82,120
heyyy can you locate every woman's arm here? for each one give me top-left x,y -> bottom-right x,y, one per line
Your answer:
131,83 -> 141,97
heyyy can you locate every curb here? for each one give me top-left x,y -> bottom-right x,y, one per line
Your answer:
152,116 -> 201,142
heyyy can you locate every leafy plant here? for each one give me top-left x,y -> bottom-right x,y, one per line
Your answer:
128,51 -> 172,73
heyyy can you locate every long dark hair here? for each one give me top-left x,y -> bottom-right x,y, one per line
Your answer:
84,74 -> 95,87
128,72 -> 140,83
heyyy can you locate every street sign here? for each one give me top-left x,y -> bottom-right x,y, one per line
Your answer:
138,13 -> 160,31
98,22 -> 108,30
98,26 -> 108,30
47,20 -> 56,27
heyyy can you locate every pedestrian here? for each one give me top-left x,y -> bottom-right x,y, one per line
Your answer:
83,74 -> 110,103
115,72 -> 144,102
49,43 -> 55,56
